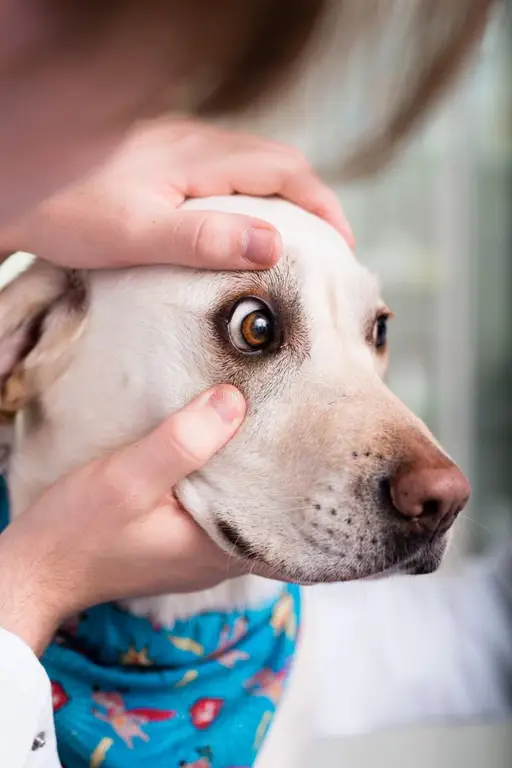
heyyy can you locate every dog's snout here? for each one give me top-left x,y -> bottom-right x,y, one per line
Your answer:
389,462 -> 470,534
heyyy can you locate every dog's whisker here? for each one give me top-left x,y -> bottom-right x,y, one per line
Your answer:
224,542 -> 238,577
458,514 -> 494,535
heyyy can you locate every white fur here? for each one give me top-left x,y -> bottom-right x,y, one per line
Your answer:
3,196 -> 464,767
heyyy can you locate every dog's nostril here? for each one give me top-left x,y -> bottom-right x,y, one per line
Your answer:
421,499 -> 440,518
388,462 -> 470,534
379,478 -> 393,505
437,512 -> 457,535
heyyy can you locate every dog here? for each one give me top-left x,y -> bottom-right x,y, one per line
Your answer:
0,195 -> 469,768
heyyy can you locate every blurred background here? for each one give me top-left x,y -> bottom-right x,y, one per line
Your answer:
220,6 -> 512,766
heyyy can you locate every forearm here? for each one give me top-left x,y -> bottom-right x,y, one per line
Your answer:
0,199 -> 66,265
0,530 -> 62,656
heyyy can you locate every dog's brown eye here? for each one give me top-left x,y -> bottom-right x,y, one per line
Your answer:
373,314 -> 389,349
241,311 -> 271,347
228,297 -> 277,353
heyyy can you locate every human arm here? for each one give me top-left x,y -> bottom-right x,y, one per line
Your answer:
0,384 -> 245,765
0,627 -> 58,768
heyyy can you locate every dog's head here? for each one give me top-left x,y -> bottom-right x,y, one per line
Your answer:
0,196 -> 469,583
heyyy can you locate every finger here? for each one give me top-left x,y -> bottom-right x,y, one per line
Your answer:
128,209 -> 281,270
227,157 -> 355,249
279,171 -> 355,249
101,385 -> 246,511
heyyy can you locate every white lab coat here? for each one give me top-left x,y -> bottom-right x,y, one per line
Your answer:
0,628 -> 58,767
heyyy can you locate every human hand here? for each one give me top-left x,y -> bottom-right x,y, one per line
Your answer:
0,385 -> 246,655
1,119 -> 353,270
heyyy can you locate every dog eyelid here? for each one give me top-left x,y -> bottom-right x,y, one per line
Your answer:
377,305 -> 393,320
226,296 -> 279,354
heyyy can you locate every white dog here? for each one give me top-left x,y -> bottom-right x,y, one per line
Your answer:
0,196 -> 469,768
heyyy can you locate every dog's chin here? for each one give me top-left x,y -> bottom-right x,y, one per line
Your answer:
268,543 -> 447,586
255,536 -> 449,585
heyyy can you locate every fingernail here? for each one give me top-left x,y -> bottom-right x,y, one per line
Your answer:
208,387 -> 245,424
243,228 -> 280,266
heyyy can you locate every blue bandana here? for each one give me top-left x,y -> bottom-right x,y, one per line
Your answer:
0,477 -> 301,768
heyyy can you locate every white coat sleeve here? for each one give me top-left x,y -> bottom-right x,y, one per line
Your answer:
0,627 -> 59,768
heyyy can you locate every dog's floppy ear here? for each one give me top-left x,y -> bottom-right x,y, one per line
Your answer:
0,260 -> 88,421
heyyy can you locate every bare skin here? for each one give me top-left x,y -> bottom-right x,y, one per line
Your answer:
1,120 -> 352,270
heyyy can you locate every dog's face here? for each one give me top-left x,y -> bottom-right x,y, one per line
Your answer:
0,196 -> 469,584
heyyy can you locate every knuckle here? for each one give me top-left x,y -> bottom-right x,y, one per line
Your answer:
192,216 -> 216,260
192,216 -> 237,262
164,417 -> 208,470
99,456 -> 151,511
287,146 -> 310,166
98,457 -> 131,505
163,406 -> 223,472
277,153 -> 311,178
275,143 -> 310,169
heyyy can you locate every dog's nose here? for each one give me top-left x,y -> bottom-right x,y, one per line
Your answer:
389,462 -> 470,534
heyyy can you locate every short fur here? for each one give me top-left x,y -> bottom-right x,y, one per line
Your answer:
0,196 -> 467,766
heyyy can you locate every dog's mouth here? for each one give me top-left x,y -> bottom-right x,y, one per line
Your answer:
173,487 -> 271,566
214,518 -> 446,584
173,487 -> 448,584
215,519 -> 260,560
171,488 -> 193,518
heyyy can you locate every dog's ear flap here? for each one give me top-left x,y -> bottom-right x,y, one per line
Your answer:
0,260 -> 88,420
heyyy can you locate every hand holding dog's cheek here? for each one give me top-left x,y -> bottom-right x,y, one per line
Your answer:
0,385 -> 246,655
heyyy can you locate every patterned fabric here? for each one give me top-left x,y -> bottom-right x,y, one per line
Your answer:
0,477 -> 301,768
0,476 -> 8,532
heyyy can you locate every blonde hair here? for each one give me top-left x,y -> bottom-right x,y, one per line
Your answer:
50,0 -> 498,176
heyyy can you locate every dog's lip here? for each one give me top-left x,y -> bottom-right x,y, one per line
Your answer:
170,488 -> 255,564
169,490 -> 441,583
170,488 -> 192,517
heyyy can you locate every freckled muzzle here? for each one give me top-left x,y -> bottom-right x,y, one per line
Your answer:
208,423 -> 470,585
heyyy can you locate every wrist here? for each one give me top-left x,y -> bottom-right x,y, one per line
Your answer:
0,198 -> 60,261
0,218 -> 30,260
0,529 -> 64,656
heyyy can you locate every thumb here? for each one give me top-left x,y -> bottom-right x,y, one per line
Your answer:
100,385 -> 246,511
133,208 -> 281,270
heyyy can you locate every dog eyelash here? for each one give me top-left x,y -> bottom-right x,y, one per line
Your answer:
367,309 -> 393,349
